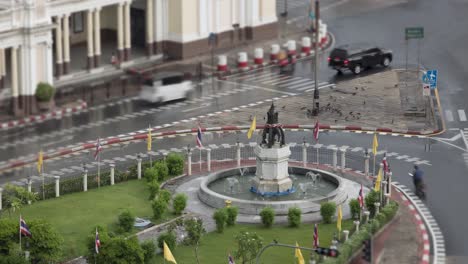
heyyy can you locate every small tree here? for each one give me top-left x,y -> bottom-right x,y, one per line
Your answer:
183,217 -> 205,246
349,199 -> 361,220
147,180 -> 160,200
365,190 -> 381,217
287,207 -> 302,227
172,193 -> 188,215
166,153 -> 184,176
154,161 -> 169,182
144,167 -> 158,182
157,231 -> 176,251
35,82 -> 55,102
320,202 -> 336,224
118,210 -> 135,233
27,219 -> 63,264
259,207 -> 275,228
151,198 -> 167,220
96,236 -> 144,264
1,184 -> 38,217
159,189 -> 172,204
234,231 -> 263,264
213,209 -> 228,233
226,207 -> 239,226
141,240 -> 156,264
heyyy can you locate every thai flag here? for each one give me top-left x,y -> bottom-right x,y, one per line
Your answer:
228,254 -> 235,264
313,224 -> 319,248
358,184 -> 364,208
196,125 -> 203,148
20,217 -> 32,237
313,120 -> 320,142
95,228 -> 101,254
382,154 -> 389,173
94,138 -> 103,161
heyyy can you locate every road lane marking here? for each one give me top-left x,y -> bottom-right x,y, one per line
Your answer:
215,79 -> 297,96
458,109 -> 467,121
445,110 -> 454,122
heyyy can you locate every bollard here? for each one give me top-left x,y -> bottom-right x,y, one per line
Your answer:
0,187 -> 3,210
83,169 -> 88,192
254,48 -> 264,65
207,148 -> 212,172
387,171 -> 392,196
341,148 -> 346,172
54,176 -> 60,198
364,211 -> 370,224
320,23 -> 328,44
301,37 -> 311,55
270,44 -> 280,61
343,230 -> 350,241
287,40 -> 296,55
353,220 -> 360,232
364,152 -> 370,176
237,52 -> 248,70
27,179 -> 32,204
332,148 -> 338,170
384,193 -> 391,206
137,158 -> 142,180
374,202 -> 381,215
110,164 -> 115,186
187,149 -> 192,176
236,142 -> 241,167
302,143 -> 307,167
217,55 -> 228,72
381,181 -> 387,205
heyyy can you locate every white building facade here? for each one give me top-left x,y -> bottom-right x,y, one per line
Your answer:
0,0 -> 277,116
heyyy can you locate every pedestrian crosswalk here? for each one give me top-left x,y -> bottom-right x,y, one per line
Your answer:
445,109 -> 468,122
276,0 -> 310,11
229,71 -> 335,93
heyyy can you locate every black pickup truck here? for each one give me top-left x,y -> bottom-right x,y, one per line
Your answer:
328,44 -> 393,75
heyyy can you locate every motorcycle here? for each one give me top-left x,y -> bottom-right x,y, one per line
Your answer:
408,173 -> 426,200
278,51 -> 296,73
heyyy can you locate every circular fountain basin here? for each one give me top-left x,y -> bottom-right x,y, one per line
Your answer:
198,166 -> 347,215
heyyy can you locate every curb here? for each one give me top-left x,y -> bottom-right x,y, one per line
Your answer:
0,101 -> 88,131
0,123 -> 438,174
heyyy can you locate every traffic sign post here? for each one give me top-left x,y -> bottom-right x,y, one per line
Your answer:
405,27 -> 424,39
423,70 -> 438,89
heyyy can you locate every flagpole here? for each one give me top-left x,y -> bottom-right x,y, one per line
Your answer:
98,152 -> 101,189
373,154 -> 376,176
19,215 -> 22,251
149,125 -> 152,167
41,163 -> 45,200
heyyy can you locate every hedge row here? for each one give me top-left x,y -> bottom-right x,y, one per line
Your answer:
322,201 -> 399,264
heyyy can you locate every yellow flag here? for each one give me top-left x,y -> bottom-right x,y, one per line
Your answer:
247,116 -> 256,139
372,133 -> 379,155
37,150 -> 43,173
337,205 -> 342,232
147,126 -> 152,151
163,241 -> 177,264
295,242 -> 305,264
374,168 -> 382,191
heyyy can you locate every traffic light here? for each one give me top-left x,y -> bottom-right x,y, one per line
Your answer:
314,247 -> 340,257
362,238 -> 372,262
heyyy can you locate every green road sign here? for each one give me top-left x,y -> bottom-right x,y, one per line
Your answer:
405,27 -> 424,39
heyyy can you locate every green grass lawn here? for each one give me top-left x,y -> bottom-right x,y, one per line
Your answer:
3,180 -> 174,261
154,220 -> 354,264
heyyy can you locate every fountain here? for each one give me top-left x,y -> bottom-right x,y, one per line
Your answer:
198,103 -> 347,215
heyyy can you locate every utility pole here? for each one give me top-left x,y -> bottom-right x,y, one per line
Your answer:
312,0 -> 320,116
281,0 -> 288,16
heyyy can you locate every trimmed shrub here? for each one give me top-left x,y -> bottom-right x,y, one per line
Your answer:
159,189 -> 171,204
151,198 -> 167,220
349,199 -> 361,220
35,82 -> 55,102
213,208 -> 228,233
365,190 -> 381,217
287,207 -> 302,227
157,231 -> 176,251
259,207 -> 275,228
144,167 -> 158,182
141,240 -> 156,264
172,193 -> 188,215
320,202 -> 336,224
154,161 -> 169,182
166,153 -> 184,176
118,210 -> 135,232
147,180 -> 160,200
183,217 -> 205,246
226,207 -> 239,226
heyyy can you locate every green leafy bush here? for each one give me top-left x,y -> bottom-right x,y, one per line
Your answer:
365,190 -> 381,217
183,217 -> 205,246
141,240 -> 156,264
226,206 -> 239,226
320,202 -> 336,224
259,207 -> 275,228
172,193 -> 188,215
287,207 -> 302,227
118,210 -> 135,233
144,167 -> 158,182
166,153 -> 184,176
154,161 -> 169,182
147,180 -> 160,200
151,198 -> 167,220
157,231 -> 176,251
234,231 -> 263,264
35,82 -> 55,102
159,189 -> 171,204
213,208 -> 228,233
349,199 -> 361,220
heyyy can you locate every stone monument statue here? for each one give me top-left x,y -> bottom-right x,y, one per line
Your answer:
261,103 -> 286,148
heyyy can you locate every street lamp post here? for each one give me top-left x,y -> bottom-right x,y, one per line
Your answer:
312,0 -> 320,116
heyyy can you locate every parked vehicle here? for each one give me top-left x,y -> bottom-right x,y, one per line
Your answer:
139,72 -> 194,103
134,217 -> 152,228
328,44 -> 393,75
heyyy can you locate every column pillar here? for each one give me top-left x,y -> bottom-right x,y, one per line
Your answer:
353,220 -> 360,232
27,178 -> 32,204
11,47 -> 19,115
117,3 -> 124,61
110,164 -> 115,185
146,0 -> 154,56
137,158 -> 142,180
302,143 -> 307,167
387,171 -> 392,196
55,17 -> 63,77
364,210 -> 370,224
207,148 -> 211,172
94,8 -> 101,67
332,148 -> 337,170
124,1 -> 132,60
236,142 -> 241,167
63,14 -> 70,74
364,153 -> 370,176
54,176 -> 60,198
343,230 -> 349,241
341,148 -> 346,172
188,150 -> 192,176
86,10 -> 94,70
83,169 -> 88,192
374,202 -> 381,215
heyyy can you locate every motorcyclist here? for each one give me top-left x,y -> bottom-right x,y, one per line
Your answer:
412,165 -> 425,196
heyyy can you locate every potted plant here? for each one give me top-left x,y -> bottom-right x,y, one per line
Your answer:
35,82 -> 55,111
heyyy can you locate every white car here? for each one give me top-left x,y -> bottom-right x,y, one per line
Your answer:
139,72 -> 194,103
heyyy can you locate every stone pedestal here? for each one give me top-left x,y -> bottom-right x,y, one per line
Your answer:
251,143 -> 293,195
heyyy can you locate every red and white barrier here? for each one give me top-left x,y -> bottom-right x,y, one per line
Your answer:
287,40 -> 297,55
237,52 -> 248,70
217,55 -> 228,72
270,44 -> 280,61
254,48 -> 264,65
301,37 -> 311,55
320,22 -> 328,45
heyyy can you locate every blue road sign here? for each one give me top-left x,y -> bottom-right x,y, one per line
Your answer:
422,70 -> 438,89
309,12 -> 315,19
